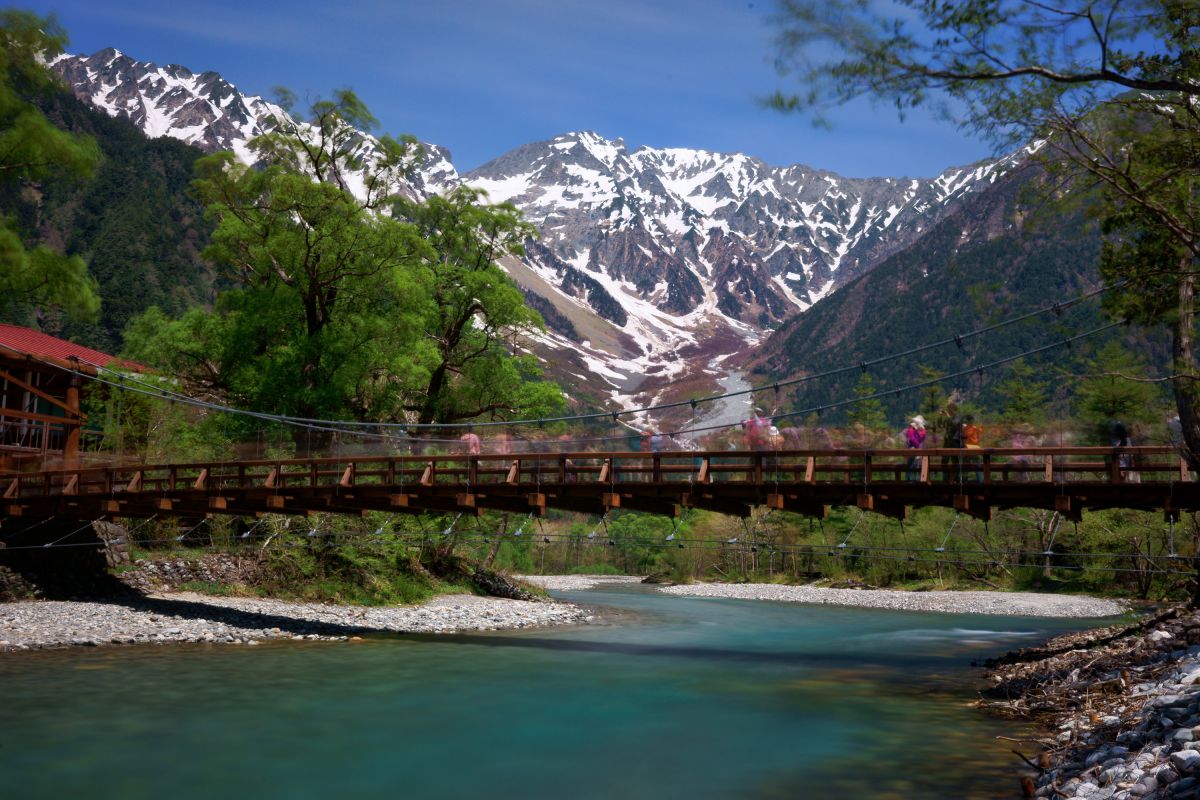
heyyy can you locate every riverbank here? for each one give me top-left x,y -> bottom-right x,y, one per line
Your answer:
981,605 -> 1200,798
656,581 -> 1128,618
0,591 -> 593,652
0,576 -> 1130,652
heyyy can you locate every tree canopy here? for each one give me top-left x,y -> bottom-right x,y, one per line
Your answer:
126,90 -> 562,433
0,10 -> 100,321
396,186 -> 561,425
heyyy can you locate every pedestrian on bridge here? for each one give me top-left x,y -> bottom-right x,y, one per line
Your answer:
963,414 -> 983,481
904,415 -> 927,481
1111,421 -> 1140,483
459,431 -> 481,456
741,410 -> 770,451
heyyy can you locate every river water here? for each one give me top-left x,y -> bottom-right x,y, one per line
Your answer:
2,584 -> 1114,799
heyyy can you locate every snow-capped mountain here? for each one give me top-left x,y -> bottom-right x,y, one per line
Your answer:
468,131 -> 1019,326
52,48 -> 458,197
50,48 -> 1018,420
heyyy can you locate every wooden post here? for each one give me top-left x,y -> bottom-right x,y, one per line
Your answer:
63,376 -> 81,468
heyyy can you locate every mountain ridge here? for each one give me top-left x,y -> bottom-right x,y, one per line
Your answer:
48,47 -> 1032,422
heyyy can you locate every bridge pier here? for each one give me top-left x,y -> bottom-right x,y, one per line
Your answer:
0,518 -> 128,599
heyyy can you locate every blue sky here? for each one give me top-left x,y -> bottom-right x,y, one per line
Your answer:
25,0 -> 998,178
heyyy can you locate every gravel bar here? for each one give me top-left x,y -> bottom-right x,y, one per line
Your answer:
0,591 -> 593,652
658,582 -> 1128,618
517,575 -> 646,592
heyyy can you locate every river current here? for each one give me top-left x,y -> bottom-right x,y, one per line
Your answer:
2,584 -> 1115,799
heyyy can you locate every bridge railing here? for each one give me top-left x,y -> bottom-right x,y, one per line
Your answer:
0,446 -> 1189,503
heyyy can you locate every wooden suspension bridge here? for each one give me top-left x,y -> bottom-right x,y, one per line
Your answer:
1,446 -> 1196,525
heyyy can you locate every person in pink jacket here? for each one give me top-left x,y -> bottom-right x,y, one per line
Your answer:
904,415 -> 927,481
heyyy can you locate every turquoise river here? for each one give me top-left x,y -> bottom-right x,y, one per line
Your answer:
2,584 -> 1118,799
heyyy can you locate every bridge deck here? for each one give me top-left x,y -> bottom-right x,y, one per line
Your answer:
4,448 -> 1195,522
1,446 -> 1195,522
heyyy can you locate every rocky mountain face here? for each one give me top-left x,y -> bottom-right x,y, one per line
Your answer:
49,48 -> 1030,419
468,131 -> 1023,325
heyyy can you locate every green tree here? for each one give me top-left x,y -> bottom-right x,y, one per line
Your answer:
126,90 -> 432,424
916,365 -> 948,421
846,372 -> 888,435
127,89 -> 563,431
994,359 -> 1048,426
396,186 -> 563,425
1074,340 -> 1164,441
767,1 -> 1200,462
0,10 -> 100,320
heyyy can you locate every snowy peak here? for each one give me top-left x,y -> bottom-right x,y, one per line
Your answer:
466,132 -> 1013,333
51,49 -> 459,197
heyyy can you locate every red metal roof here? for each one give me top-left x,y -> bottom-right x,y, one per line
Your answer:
0,324 -> 144,372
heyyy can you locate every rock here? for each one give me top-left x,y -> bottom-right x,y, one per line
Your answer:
1152,765 -> 1178,784
1171,750 -> 1200,774
1100,765 -> 1126,785
1131,776 -> 1158,796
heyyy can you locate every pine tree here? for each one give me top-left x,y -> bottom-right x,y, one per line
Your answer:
846,372 -> 888,440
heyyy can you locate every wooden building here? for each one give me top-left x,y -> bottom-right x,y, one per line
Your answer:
0,324 -> 139,470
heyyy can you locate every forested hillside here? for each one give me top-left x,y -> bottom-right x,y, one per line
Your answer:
1,88 -> 215,352
748,164 -> 1169,425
